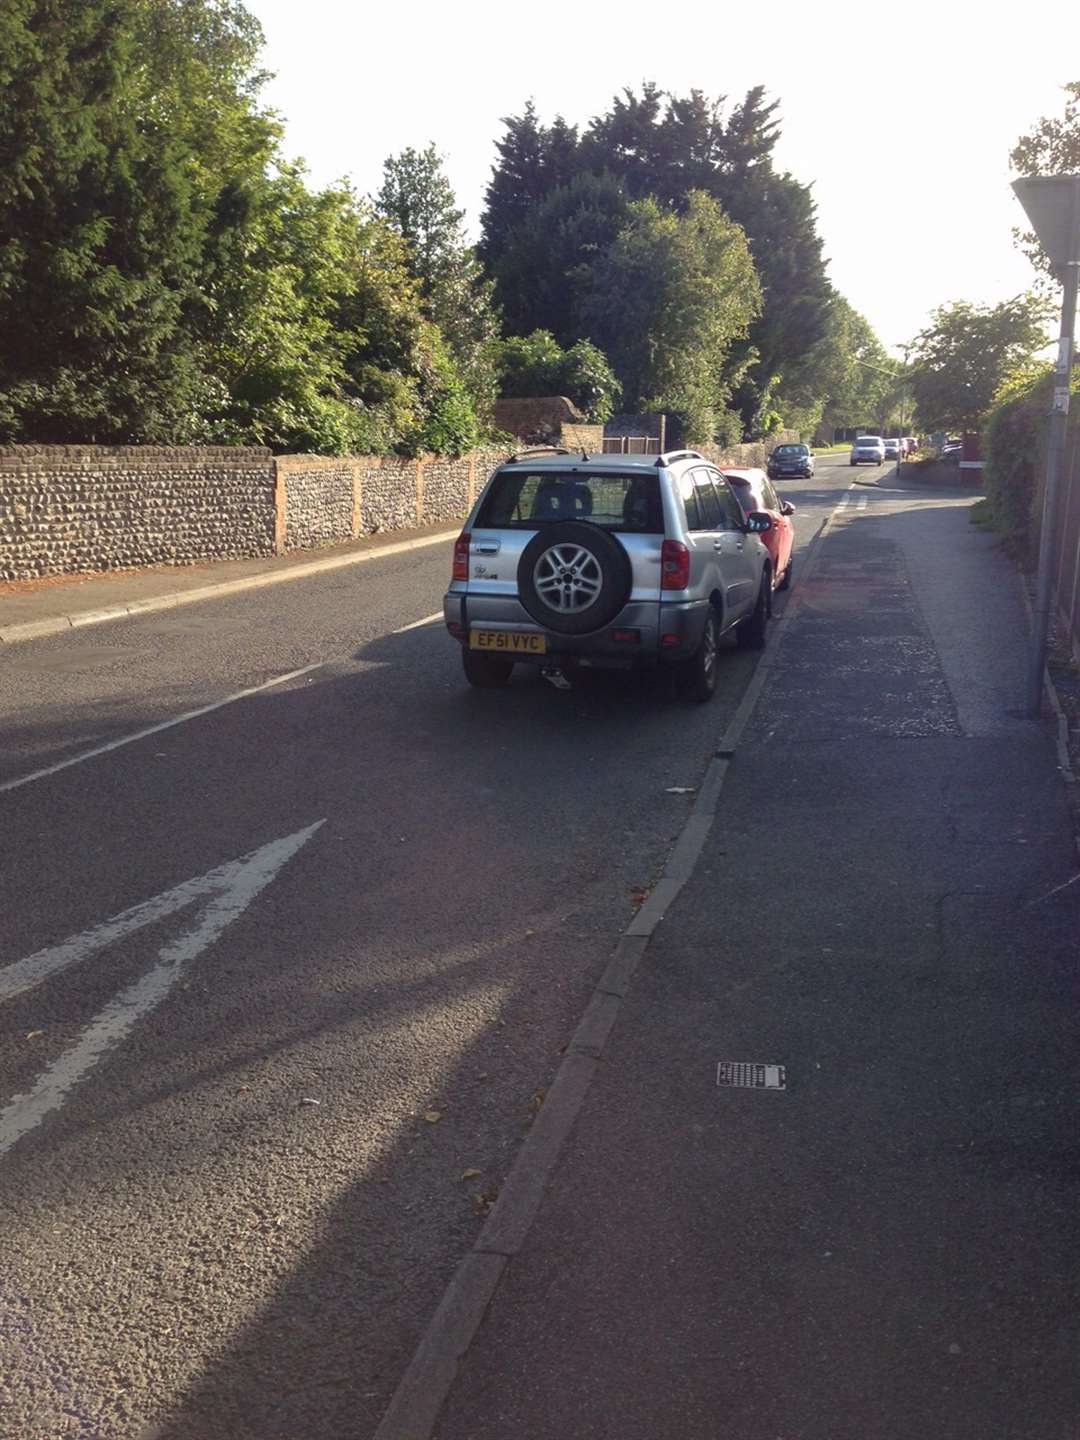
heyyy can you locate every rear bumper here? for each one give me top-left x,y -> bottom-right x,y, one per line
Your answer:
442,594 -> 709,666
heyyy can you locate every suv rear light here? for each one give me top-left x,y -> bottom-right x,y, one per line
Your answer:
452,531 -> 470,581
661,539 -> 690,591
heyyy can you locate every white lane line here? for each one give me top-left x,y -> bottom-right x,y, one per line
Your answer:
2,606 -> 449,795
0,661 -> 325,795
857,495 -> 869,511
0,821 -> 323,1157
392,610 -> 443,634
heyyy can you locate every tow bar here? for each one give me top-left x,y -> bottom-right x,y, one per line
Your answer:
540,665 -> 572,690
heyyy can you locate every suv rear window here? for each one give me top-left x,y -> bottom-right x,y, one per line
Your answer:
475,469 -> 663,533
774,445 -> 805,455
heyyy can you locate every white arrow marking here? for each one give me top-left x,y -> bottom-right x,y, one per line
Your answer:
0,820 -> 324,1157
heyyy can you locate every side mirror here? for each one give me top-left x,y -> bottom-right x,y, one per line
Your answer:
744,511 -> 772,533
779,500 -> 796,516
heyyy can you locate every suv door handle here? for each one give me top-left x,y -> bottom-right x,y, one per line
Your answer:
474,541 -> 501,554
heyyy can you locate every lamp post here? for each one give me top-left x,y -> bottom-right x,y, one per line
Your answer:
1011,174 -> 1080,717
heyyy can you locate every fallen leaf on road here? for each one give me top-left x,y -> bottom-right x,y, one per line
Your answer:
423,1110 -> 442,1123
630,886 -> 649,906
461,1168 -> 482,1181
528,1088 -> 545,1117
473,1187 -> 498,1216
300,1097 -> 321,1107
25,1030 -> 44,1041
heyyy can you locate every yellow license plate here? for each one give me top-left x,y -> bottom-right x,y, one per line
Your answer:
470,630 -> 547,654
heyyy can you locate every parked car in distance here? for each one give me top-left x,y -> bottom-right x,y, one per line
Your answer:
850,435 -> 886,466
444,448 -> 774,701
724,468 -> 796,593
883,438 -> 902,462
767,442 -> 814,480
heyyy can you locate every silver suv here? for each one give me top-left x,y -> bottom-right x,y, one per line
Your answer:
443,448 -> 774,701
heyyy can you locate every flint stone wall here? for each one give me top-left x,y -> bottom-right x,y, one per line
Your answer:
0,435 -> 802,584
277,455 -> 355,552
0,445 -> 274,581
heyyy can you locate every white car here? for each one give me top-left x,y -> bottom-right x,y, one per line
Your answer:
850,436 -> 885,466
882,438 -> 902,462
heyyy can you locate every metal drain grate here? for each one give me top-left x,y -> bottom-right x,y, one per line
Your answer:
717,1061 -> 786,1091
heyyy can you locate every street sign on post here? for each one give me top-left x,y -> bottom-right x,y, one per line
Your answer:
1011,175 -> 1080,717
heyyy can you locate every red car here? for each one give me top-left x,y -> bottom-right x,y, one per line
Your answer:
723,468 -> 796,592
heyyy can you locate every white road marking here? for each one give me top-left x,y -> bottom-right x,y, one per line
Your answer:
0,662 -> 325,795
0,820 -> 323,1156
836,494 -> 851,510
857,495 -> 869,511
392,610 -> 443,634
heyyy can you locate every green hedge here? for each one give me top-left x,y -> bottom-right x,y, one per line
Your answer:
982,371 -> 1078,563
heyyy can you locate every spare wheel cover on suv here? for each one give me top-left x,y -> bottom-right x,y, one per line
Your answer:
518,521 -> 633,635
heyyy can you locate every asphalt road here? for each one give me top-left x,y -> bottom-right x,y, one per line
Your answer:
0,454 -> 870,1440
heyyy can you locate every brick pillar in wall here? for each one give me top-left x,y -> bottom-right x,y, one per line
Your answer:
468,455 -> 476,507
351,459 -> 364,539
273,462 -> 287,555
415,458 -> 425,526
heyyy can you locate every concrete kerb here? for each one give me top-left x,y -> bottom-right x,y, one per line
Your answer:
0,527 -> 458,646
372,508 -> 838,1440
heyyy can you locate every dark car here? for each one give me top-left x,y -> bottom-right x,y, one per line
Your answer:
767,443 -> 814,480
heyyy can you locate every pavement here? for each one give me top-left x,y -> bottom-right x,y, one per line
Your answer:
1,457 -> 1076,1440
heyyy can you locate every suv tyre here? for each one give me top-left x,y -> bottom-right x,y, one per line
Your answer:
677,607 -> 721,703
462,648 -> 514,688
517,521 -> 632,635
737,574 -> 771,650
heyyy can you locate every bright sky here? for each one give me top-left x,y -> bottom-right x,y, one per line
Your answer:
248,0 -> 1078,356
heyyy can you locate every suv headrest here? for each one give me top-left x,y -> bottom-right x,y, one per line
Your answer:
532,480 -> 593,521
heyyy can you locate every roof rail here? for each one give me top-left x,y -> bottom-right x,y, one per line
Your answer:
655,449 -> 705,467
506,446 -> 572,463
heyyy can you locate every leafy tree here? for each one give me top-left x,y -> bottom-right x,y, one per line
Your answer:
0,0 -> 225,440
577,192 -> 760,442
480,85 -> 832,436
489,171 -> 630,344
906,295 -> 1052,433
376,144 -> 465,290
199,171 -> 431,454
479,102 -> 566,268
376,143 -> 498,426
0,0 -> 476,456
495,331 -> 619,423
814,298 -> 894,434
400,323 -> 480,457
578,83 -> 667,198
1010,81 -> 1080,275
